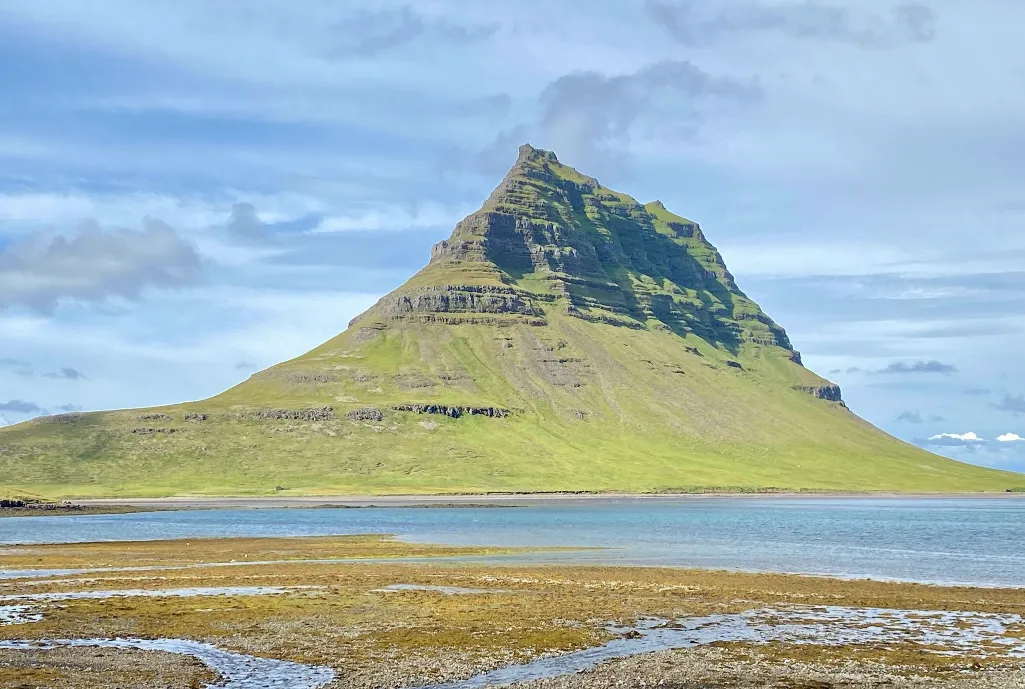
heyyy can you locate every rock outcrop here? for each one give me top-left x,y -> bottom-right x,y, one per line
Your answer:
794,384 -> 844,403
392,404 -> 511,419
346,408 -> 385,422
231,408 -> 335,422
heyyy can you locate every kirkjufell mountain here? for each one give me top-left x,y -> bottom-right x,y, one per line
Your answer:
1,145 -> 1016,497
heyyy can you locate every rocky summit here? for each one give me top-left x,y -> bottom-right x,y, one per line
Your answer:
1,145 -> 1018,497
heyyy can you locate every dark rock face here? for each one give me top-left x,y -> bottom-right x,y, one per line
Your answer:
383,312 -> 548,327
346,408 -> 384,422
377,285 -> 546,319
794,384 -> 843,402
285,372 -> 334,384
232,408 -> 335,422
726,361 -> 744,370
137,413 -> 172,421
565,306 -> 647,330
392,404 -> 511,419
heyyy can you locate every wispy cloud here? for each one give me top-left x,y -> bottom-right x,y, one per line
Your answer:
476,59 -> 760,176
327,6 -> 497,58
993,394 -> 1025,415
645,0 -> 936,48
0,358 -> 34,377
225,203 -> 272,244
872,361 -> 958,375
42,367 -> 86,381
0,400 -> 43,414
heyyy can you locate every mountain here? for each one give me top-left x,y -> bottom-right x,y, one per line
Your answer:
1,145 -> 1019,498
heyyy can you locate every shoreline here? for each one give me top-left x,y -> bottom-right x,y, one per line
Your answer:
72,490 -> 1025,509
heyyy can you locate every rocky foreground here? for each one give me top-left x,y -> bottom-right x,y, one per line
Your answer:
1,535 -> 1023,688
525,647 -> 1025,689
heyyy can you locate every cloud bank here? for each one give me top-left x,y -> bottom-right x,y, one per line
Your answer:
0,220 -> 204,313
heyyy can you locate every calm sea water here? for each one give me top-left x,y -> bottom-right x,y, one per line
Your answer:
1,497 -> 1023,587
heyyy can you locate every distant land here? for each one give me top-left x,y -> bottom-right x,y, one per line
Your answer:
1,145 -> 1021,498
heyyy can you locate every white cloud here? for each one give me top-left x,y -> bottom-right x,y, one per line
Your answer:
0,414 -> 10,427
929,432 -> 985,442
997,433 -> 1025,443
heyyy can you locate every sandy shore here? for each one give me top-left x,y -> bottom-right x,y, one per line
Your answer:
74,491 -> 1025,509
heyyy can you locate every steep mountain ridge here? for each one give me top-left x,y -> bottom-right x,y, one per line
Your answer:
360,144 -> 792,351
1,145 -> 1019,498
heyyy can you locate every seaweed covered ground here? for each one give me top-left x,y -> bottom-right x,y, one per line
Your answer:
1,535 -> 1023,688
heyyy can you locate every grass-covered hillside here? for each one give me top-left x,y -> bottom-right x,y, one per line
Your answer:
2,145 -> 1020,498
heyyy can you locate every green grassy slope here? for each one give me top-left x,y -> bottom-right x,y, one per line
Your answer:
1,145 -> 1020,498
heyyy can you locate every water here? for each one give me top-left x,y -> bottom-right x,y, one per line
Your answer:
0,585 -> 314,603
0,605 -> 41,624
423,606 -> 1025,688
2,497 -> 1024,587
0,638 -> 335,689
6,605 -> 1021,689
0,587 -> 335,688
373,583 -> 509,595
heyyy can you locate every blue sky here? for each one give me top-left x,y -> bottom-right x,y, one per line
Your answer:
1,0 -> 1024,470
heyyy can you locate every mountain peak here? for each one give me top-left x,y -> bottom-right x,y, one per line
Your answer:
516,143 -> 560,165
355,147 -> 794,355
5,146 -> 1016,498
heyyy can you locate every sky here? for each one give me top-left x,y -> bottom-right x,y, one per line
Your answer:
0,1 -> 1023,471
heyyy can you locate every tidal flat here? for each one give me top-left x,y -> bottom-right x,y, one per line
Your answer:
2,535 -> 1024,688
